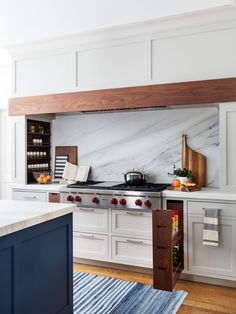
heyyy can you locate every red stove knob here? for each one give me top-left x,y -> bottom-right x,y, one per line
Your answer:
144,199 -> 152,207
111,198 -> 118,205
91,196 -> 99,204
74,195 -> 81,202
135,199 -> 142,206
119,198 -> 126,206
66,195 -> 74,202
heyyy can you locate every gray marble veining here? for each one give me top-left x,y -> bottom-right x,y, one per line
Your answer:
53,107 -> 219,187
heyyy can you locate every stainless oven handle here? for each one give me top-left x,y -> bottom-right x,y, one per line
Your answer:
24,196 -> 37,199
126,212 -> 143,216
79,208 -> 95,212
126,239 -> 144,244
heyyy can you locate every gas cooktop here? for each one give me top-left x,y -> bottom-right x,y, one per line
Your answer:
67,181 -> 170,192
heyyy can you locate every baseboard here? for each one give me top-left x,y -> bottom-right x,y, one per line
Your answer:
74,258 -> 236,288
73,258 -> 153,275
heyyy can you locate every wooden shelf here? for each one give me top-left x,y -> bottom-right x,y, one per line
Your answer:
153,200 -> 184,291
27,132 -> 51,136
27,158 -> 51,161
27,145 -> 51,148
27,119 -> 51,184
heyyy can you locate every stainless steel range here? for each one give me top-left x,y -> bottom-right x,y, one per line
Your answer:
60,181 -> 169,210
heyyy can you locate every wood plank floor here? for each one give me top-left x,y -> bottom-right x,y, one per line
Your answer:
74,263 -> 236,314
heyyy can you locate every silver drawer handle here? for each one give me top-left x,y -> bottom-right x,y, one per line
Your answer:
24,196 -> 37,199
79,234 -> 95,239
126,239 -> 144,244
80,208 -> 95,212
126,212 -> 143,216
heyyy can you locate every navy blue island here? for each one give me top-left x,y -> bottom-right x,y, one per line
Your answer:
0,200 -> 76,314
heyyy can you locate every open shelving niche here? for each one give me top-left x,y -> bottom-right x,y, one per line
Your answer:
26,119 -> 52,184
152,200 -> 184,291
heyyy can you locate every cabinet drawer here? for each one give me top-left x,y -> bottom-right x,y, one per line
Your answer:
111,210 -> 152,238
13,190 -> 47,202
73,207 -> 109,233
111,236 -> 152,267
73,232 -> 108,261
188,201 -> 236,217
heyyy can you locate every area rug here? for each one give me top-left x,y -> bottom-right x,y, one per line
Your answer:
73,272 -> 187,314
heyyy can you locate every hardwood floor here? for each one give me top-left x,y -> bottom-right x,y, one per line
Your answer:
73,263 -> 236,314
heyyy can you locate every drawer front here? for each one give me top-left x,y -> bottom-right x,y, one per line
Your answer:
111,210 -> 152,238
13,190 -> 47,202
111,236 -> 152,267
73,232 -> 108,261
188,201 -> 236,217
73,207 -> 109,233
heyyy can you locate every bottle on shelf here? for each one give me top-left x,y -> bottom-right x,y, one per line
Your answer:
172,210 -> 179,236
173,245 -> 179,266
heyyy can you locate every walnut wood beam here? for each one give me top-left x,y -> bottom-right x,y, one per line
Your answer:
9,77 -> 236,116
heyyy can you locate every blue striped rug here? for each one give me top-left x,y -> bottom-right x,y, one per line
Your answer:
73,272 -> 187,314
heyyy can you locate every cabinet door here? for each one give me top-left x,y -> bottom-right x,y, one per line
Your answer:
220,102 -> 236,191
73,232 -> 108,261
73,207 -> 109,233
188,202 -> 236,279
111,210 -> 152,238
13,190 -> 47,202
111,236 -> 152,267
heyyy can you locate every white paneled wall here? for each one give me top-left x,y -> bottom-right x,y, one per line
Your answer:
9,8 -> 236,97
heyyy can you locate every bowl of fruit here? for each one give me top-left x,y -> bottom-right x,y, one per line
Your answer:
33,172 -> 52,184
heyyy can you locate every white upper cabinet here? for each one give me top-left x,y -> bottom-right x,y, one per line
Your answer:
220,102 -> 236,191
151,28 -> 236,83
76,41 -> 147,90
14,52 -> 76,96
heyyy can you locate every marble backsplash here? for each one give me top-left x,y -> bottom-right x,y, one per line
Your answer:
52,107 -> 219,187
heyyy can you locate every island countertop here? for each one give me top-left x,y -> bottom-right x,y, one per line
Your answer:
0,200 -> 76,237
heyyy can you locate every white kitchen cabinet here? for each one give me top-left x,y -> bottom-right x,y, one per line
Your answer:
187,201 -> 236,280
111,236 -> 152,267
13,190 -> 47,202
73,232 -> 109,261
220,102 -> 236,191
111,209 -> 152,238
73,207 -> 109,233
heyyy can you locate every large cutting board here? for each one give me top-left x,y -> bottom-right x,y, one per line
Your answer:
182,134 -> 206,187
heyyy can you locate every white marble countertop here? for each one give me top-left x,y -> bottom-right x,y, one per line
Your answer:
12,183 -> 67,192
162,188 -> 236,201
0,200 -> 76,237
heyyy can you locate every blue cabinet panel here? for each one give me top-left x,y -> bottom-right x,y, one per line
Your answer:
0,214 -> 73,314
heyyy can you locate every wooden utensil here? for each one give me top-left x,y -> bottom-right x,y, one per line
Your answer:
182,134 -> 206,187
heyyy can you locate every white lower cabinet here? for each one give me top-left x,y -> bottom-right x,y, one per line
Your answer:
111,236 -> 152,267
73,207 -> 109,233
73,232 -> 109,261
111,210 -> 152,238
187,201 -> 236,280
13,190 -> 47,202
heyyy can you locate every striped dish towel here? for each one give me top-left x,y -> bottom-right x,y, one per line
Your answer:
203,208 -> 220,246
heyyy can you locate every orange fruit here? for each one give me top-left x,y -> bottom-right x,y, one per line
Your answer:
42,177 -> 48,183
46,175 -> 51,181
172,178 -> 181,187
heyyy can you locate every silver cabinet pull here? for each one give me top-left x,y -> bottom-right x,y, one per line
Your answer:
126,212 -> 143,216
24,196 -> 37,199
126,239 -> 144,244
79,234 -> 95,239
80,208 -> 95,212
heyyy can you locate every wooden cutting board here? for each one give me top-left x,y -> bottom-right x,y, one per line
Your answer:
182,134 -> 206,187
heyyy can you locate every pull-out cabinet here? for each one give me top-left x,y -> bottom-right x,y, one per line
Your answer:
153,200 -> 184,291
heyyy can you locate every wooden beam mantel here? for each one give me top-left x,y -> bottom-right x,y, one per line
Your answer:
9,77 -> 236,116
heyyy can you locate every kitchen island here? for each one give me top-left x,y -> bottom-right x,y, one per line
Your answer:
0,200 -> 76,314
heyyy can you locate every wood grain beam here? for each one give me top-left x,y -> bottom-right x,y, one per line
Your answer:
9,77 -> 236,116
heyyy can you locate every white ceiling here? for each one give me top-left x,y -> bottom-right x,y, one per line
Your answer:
0,0 -> 233,48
